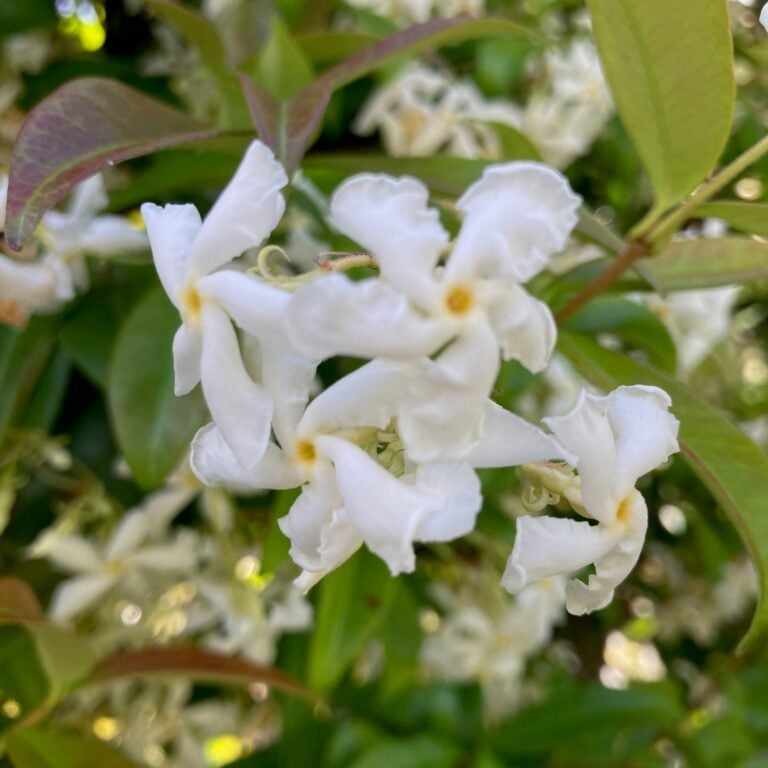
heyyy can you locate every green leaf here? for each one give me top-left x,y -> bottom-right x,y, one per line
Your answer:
87,646 -> 313,699
563,297 -> 677,372
108,287 -> 208,489
0,627 -> 50,733
694,201 -> 768,239
348,736 -> 461,768
19,347 -> 70,432
6,78 -> 224,248
490,122 -> 541,162
646,237 -> 768,290
296,31 -> 378,68
559,333 -> 768,653
586,0 -> 734,207
7,726 -> 142,768
255,16 -> 315,100
0,578 -> 43,621
308,549 -> 398,691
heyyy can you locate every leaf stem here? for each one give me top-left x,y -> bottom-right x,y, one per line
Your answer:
645,134 -> 768,246
554,239 -> 651,324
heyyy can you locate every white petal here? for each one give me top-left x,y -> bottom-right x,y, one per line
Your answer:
0,255 -> 57,319
128,543 -> 197,572
277,463 -> 350,572
190,424 -> 301,491
105,510 -> 149,560
761,3 -> 767,32
448,163 -> 581,283
316,436 -> 425,574
486,282 -> 556,373
198,270 -> 290,339
399,319 -> 499,463
172,323 -> 202,396
501,514 -> 622,594
200,303 -> 273,469
68,174 -> 107,221
330,174 -> 447,305
565,491 -> 648,614
188,141 -> 288,275
286,274 -> 450,361
79,216 -> 148,256
299,358 -> 411,437
49,573 -> 116,620
464,400 -> 575,468
607,386 -> 679,500
44,535 -> 103,573
141,202 -> 201,306
543,390 -> 617,523
259,339 -> 317,450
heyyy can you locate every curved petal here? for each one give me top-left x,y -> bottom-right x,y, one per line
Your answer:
447,162 -> 581,283
286,274 -> 450,361
486,282 -> 556,373
565,491 -> 648,614
0,255 -> 57,316
79,216 -> 149,256
299,358 -> 413,437
141,202 -> 202,306
259,339 -> 317,450
198,270 -> 290,339
49,573 -> 116,621
607,386 -> 679,501
188,141 -> 288,275
105,510 -> 149,560
464,400 -> 575,469
172,323 -> 202,396
44,535 -> 103,574
200,303 -> 273,469
501,514 -> 623,594
68,174 -> 108,221
330,174 -> 447,305
543,390 -> 617,523
399,318 -> 499,463
190,424 -> 301,491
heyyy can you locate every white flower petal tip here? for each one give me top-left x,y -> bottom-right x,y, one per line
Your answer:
761,3 -> 768,33
452,162 -> 582,282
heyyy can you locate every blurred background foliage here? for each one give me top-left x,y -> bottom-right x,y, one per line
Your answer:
1,1 -> 768,767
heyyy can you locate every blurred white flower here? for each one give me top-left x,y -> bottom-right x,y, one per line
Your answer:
760,2 -> 768,31
344,0 -> 482,26
504,386 -> 679,614
354,63 -> 520,159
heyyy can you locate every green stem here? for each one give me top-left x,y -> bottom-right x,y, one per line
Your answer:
647,133 -> 768,246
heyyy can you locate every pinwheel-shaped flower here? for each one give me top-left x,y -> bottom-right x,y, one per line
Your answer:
502,385 -> 680,614
141,141 -> 291,469
191,349 -> 568,589
288,163 -> 580,461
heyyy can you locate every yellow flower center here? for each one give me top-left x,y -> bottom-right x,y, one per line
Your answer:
616,497 -> 631,524
181,285 -> 203,324
444,285 -> 474,316
295,439 -> 316,464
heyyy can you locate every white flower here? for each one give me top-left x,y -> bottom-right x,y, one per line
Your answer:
503,385 -> 679,614
141,141 -> 292,470
761,2 -> 768,32
354,63 -> 520,159
288,163 -> 580,460
45,510 -> 199,621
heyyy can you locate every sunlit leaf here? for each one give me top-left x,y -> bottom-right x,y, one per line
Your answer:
586,0 -> 734,207
559,333 -> 768,653
6,78 -> 226,248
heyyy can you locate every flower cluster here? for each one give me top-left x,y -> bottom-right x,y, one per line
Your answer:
141,139 -> 680,614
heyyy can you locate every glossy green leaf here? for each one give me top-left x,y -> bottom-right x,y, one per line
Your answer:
694,201 -> 768,239
559,333 -> 768,653
308,549 -> 399,691
6,78 -> 224,248
108,288 -> 208,489
647,237 -> 768,290
7,726 -> 142,768
563,297 -> 677,372
586,0 -> 734,207
20,347 -> 70,431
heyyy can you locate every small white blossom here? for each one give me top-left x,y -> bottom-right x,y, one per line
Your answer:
503,386 -> 679,614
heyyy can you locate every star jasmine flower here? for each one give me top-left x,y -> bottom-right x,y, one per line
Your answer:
191,351 -> 570,589
502,385 -> 680,614
141,141 -> 292,469
287,163 -> 580,460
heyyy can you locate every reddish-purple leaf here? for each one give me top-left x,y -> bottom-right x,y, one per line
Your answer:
0,576 -> 44,621
6,78 -> 228,249
89,646 -> 317,700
